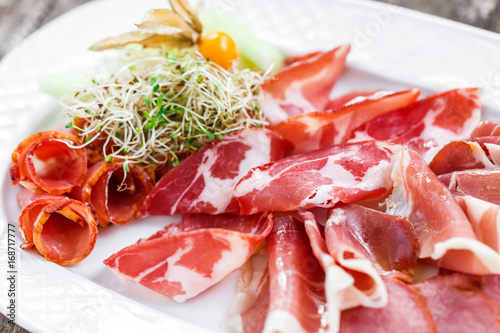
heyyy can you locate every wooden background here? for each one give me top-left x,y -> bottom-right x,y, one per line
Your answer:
0,0 -> 499,332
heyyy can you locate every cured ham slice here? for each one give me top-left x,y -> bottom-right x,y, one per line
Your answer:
71,161 -> 152,227
10,131 -> 87,195
323,91 -> 388,112
17,188 -> 97,265
387,149 -> 500,275
456,196 -> 500,252
415,273 -> 500,333
325,204 -> 418,281
272,89 -> 419,154
299,209 -> 387,333
471,121 -> 500,137
349,88 -> 482,162
440,169 -> 500,205
283,51 -> 322,67
235,141 -> 403,215
260,45 -> 350,125
339,279 -> 437,333
483,275 -> 500,308
263,216 -> 328,333
224,253 -> 269,333
429,140 -> 496,175
138,128 -> 291,217
104,213 -> 272,302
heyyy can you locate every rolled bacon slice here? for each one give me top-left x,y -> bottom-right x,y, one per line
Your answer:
415,273 -> 500,333
11,131 -> 87,195
263,216 -> 328,333
71,161 -> 152,227
104,213 -> 272,302
272,89 -> 419,154
260,45 -> 350,125
299,209 -> 387,333
387,149 -> 500,275
138,128 -> 292,217
18,189 -> 97,265
325,204 -> 418,281
234,141 -> 403,215
349,88 -> 482,162
339,279 -> 437,333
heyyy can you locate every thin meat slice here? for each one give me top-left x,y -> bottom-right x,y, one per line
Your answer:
471,121 -> 500,137
299,209 -> 387,333
17,189 -> 97,265
483,275 -> 500,308
224,252 -> 269,333
71,161 -> 152,227
235,141 -> 403,215
282,51 -> 322,67
415,273 -> 500,333
260,45 -> 350,125
339,279 -> 437,333
387,149 -> 500,274
138,128 -> 292,217
349,88 -> 481,162
326,204 -> 418,281
10,131 -> 87,194
323,90 -> 390,112
456,196 -> 500,252
429,140 -> 496,175
104,213 -> 272,302
440,168 -> 500,205
272,89 -> 419,154
263,216 -> 328,333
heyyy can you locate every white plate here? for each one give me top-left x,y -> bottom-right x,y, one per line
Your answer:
2,0 -> 500,332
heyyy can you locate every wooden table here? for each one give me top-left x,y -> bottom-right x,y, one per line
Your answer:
0,0 -> 499,332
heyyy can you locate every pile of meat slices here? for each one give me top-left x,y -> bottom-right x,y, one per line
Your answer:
11,44 -> 500,332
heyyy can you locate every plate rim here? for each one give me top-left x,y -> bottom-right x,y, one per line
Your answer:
2,0 -> 500,332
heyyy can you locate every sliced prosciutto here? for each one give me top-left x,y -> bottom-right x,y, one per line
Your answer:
17,188 -> 97,265
224,252 -> 269,333
263,216 -> 328,333
471,121 -> 500,137
10,131 -> 87,194
138,128 -> 291,216
415,273 -> 500,333
71,161 -> 152,227
323,90 -> 388,111
429,140 -> 496,175
299,209 -> 387,333
272,89 -> 419,154
339,279 -> 437,333
456,196 -> 500,252
260,45 -> 350,125
483,275 -> 500,308
349,88 -> 481,162
104,213 -> 272,302
325,204 -> 418,281
387,149 -> 500,275
235,141 -> 403,215
440,168 -> 500,205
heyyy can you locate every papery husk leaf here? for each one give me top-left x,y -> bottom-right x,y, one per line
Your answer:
169,0 -> 203,34
89,31 -> 194,51
136,9 -> 198,40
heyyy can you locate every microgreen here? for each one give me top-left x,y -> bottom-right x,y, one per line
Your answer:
61,49 -> 269,173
